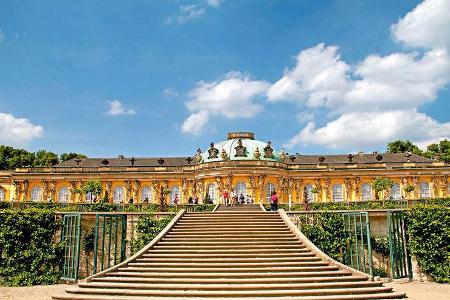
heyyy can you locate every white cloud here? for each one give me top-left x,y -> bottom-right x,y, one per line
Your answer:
163,87 -> 179,98
165,4 -> 206,25
181,72 -> 269,134
181,110 -> 210,135
106,100 -> 136,116
288,110 -> 450,150
391,0 -> 450,49
267,43 -> 350,108
206,0 -> 223,7
0,113 -> 43,146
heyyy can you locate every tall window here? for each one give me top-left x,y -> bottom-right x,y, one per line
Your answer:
207,184 -> 217,203
362,184 -> 372,201
265,183 -> 276,203
235,182 -> 247,197
0,189 -> 4,202
86,192 -> 94,203
332,184 -> 343,202
304,184 -> 314,203
113,187 -> 124,204
141,187 -> 152,202
391,183 -> 401,200
31,187 -> 42,202
170,186 -> 180,204
58,187 -> 70,203
419,182 -> 430,198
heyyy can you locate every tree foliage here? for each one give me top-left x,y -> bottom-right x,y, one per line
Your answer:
33,150 -> 59,167
372,177 -> 394,200
60,152 -> 87,162
387,139 -> 450,163
76,181 -> 102,202
0,145 -> 86,170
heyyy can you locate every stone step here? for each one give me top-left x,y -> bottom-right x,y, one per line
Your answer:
165,233 -> 296,238
91,275 -> 367,284
134,256 -> 321,263
150,246 -> 307,251
117,265 -> 340,273
156,241 -> 302,246
77,281 -> 383,291
104,270 -> 354,278
161,236 -> 297,241
53,292 -> 407,300
169,229 -> 293,234
147,247 -> 310,256
64,286 -> 395,297
141,249 -> 315,259
126,261 -> 329,268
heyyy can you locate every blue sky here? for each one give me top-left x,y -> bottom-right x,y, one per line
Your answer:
0,0 -> 449,157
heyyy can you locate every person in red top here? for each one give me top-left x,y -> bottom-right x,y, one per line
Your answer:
223,190 -> 230,206
270,191 -> 278,211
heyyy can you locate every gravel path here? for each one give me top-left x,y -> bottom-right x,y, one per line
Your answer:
0,282 -> 449,300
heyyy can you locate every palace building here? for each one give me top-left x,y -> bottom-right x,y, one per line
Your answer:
0,132 -> 449,204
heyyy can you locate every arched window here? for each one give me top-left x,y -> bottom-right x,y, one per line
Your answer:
362,184 -> 372,201
391,184 -> 401,200
141,187 -> 152,202
31,187 -> 42,202
207,183 -> 217,203
113,187 -> 125,204
58,187 -> 70,203
419,182 -> 430,198
304,184 -> 314,203
85,192 -> 94,203
170,186 -> 180,204
265,183 -> 276,203
0,189 -> 4,202
235,182 -> 247,198
332,184 -> 343,202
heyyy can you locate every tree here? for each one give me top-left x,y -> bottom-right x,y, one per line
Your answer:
77,181 -> 102,203
33,150 -> 59,167
387,140 -> 423,155
372,177 -> 394,200
60,152 -> 87,162
0,145 -> 35,170
424,139 -> 450,163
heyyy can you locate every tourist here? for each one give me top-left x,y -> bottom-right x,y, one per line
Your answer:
143,197 -> 149,204
270,191 -> 278,211
188,196 -> 193,204
193,196 -> 198,204
128,198 -> 133,204
239,193 -> 245,204
174,195 -> 179,205
223,190 -> 230,206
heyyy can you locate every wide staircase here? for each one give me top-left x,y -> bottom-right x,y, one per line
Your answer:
54,205 -> 406,299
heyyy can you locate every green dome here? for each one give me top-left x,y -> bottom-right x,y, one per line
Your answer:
200,132 -> 282,163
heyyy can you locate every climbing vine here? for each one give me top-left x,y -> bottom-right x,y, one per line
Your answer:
130,216 -> 172,254
0,209 -> 63,286
407,205 -> 450,283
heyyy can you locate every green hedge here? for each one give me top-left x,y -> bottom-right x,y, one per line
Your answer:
130,216 -> 172,254
0,209 -> 63,286
298,212 -> 350,263
407,206 -> 450,283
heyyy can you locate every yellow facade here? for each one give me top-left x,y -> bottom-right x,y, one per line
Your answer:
0,132 -> 449,205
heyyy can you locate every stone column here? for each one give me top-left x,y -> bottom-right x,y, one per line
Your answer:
354,177 -> 361,201
48,180 -> 56,202
181,179 -> 189,204
133,180 -> 140,202
432,176 -> 439,198
69,181 -> 77,202
249,176 -> 256,199
324,178 -> 331,202
344,177 -> 352,201
441,175 -> 448,198
22,180 -> 29,201
257,175 -> 265,203
12,180 -> 19,201
315,178 -> 322,202
294,178 -> 303,203
412,176 -> 419,199
125,180 -> 132,202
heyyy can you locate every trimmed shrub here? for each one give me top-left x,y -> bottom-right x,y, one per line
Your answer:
407,206 -> 450,283
0,209 -> 63,286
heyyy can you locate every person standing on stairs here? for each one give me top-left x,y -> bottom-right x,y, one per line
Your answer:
270,191 -> 278,211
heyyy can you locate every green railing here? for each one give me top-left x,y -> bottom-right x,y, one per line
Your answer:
387,210 -> 413,279
342,211 -> 373,276
93,214 -> 127,274
60,213 -> 82,281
